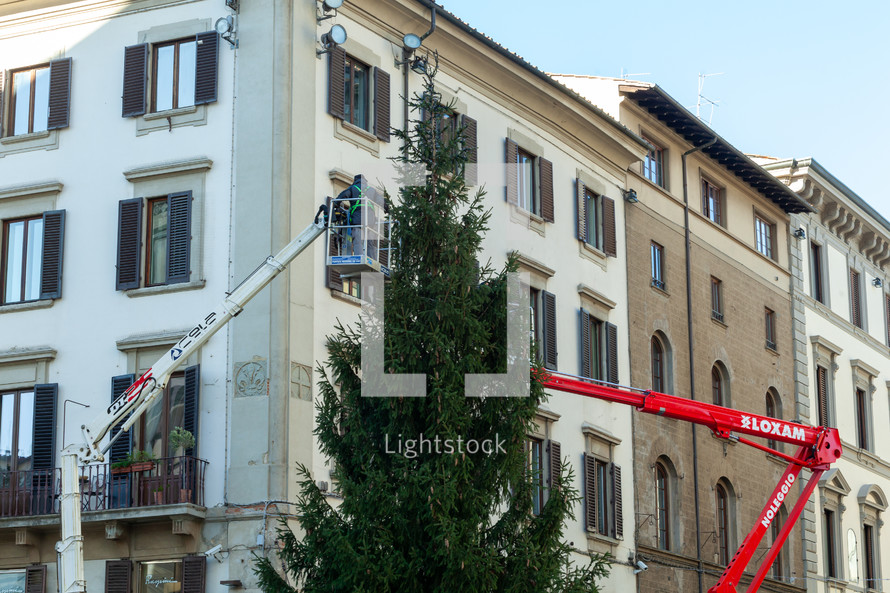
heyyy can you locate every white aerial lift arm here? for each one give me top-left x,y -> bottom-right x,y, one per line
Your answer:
56,205 -> 328,593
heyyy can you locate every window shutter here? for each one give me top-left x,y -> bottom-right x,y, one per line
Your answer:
580,309 -> 591,378
611,463 -> 623,539
39,209 -> 65,300
328,46 -> 346,120
121,44 -> 148,117
542,290 -> 557,371
105,560 -> 132,593
324,197 -> 343,291
110,375 -> 135,464
32,384 -> 58,471
584,453 -> 597,532
0,70 -> 5,137
850,269 -> 861,327
602,196 -> 616,257
576,178 -> 587,241
547,440 -> 561,490
182,555 -> 206,593
47,58 -> 72,130
194,31 -> 219,105
166,192 -> 192,285
183,365 -> 200,457
605,322 -> 618,384
25,565 -> 46,593
539,157 -> 554,222
461,115 -> 477,186
505,138 -> 519,205
816,366 -> 828,427
116,198 -> 143,290
373,67 -> 390,141
885,293 -> 890,346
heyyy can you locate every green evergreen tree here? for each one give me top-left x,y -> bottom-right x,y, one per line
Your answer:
254,61 -> 609,593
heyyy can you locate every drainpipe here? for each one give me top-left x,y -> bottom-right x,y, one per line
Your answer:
403,3 -> 436,150
681,136 -> 716,593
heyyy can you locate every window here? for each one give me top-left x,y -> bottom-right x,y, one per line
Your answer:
816,365 -> 830,427
506,138 -> 553,222
116,194 -> 191,290
651,336 -> 665,393
0,385 -> 57,492
754,214 -> 775,259
824,508 -> 838,578
701,178 -> 723,225
527,437 -> 544,515
765,308 -> 776,351
716,483 -> 730,565
712,363 -> 729,407
642,136 -> 665,188
851,268 -> 863,329
141,560 -> 182,593
0,568 -> 45,593
129,557 -> 204,593
655,462 -> 670,550
125,366 -> 198,461
651,242 -> 665,290
0,389 -> 34,474
584,453 -> 622,539
811,242 -> 825,303
771,507 -> 788,581
121,32 -> 218,118
576,178 -> 616,256
1,211 -> 65,305
327,48 -> 391,141
864,523 -> 877,590
4,59 -> 71,137
856,388 -> 871,451
581,309 -> 618,383
530,289 -> 557,370
765,390 -> 781,451
711,277 -> 723,322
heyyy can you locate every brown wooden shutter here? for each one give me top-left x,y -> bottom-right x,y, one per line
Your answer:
539,157 -> 554,222
105,560 -> 132,593
542,290 -> 557,371
32,384 -> 57,471
328,46 -> 346,120
182,555 -> 206,593
576,178 -> 587,241
166,192 -> 192,284
602,196 -> 616,257
505,138 -> 519,205
194,31 -> 219,105
547,440 -> 561,490
373,67 -> 390,141
116,198 -> 142,290
461,115 -> 477,185
605,322 -> 618,384
611,463 -> 623,539
39,209 -> 65,299
110,375 -> 135,464
183,365 -> 200,457
122,44 -> 148,117
0,70 -> 5,137
584,453 -> 597,532
325,196 -> 343,291
25,565 -> 46,593
886,293 -> 890,346
850,269 -> 861,327
580,309 -> 591,378
47,58 -> 72,130
817,366 -> 828,427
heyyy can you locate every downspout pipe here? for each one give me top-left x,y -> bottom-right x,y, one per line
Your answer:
402,4 -> 436,151
681,136 -> 717,593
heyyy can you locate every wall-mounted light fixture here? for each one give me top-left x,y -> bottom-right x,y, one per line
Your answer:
225,0 -> 239,13
792,227 -> 806,240
215,16 -> 237,48
317,24 -> 347,56
410,55 -> 428,75
622,188 -> 639,203
872,277 -> 883,288
395,33 -> 423,66
317,0 -> 343,23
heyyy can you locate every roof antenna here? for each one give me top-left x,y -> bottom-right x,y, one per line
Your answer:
696,72 -> 723,126
620,67 -> 651,80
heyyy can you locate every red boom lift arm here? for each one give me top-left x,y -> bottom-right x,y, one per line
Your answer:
541,372 -> 842,593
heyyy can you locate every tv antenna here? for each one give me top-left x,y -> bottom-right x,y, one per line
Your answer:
696,72 -> 723,126
620,68 -> 651,80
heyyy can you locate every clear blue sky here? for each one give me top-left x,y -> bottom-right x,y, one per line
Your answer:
439,0 -> 890,220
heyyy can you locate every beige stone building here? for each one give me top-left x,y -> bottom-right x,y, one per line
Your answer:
553,75 -> 815,592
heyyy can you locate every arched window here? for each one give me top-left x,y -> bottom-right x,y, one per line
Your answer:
711,365 -> 724,406
765,389 -> 782,451
716,482 -> 731,565
651,336 -> 665,393
656,462 -> 670,550
771,506 -> 788,580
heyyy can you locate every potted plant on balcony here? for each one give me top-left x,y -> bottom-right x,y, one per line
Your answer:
152,484 -> 165,505
168,428 -> 196,503
110,449 -> 156,474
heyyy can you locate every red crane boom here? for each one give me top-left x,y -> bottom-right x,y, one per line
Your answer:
541,372 -> 842,593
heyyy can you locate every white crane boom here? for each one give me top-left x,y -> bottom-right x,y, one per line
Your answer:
55,206 -> 328,593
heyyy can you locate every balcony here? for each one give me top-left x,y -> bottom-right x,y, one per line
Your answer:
0,456 -> 207,518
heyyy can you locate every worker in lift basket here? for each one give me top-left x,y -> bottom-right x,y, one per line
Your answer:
335,178 -> 379,259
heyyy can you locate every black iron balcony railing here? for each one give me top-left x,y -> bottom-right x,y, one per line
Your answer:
0,456 -> 207,518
